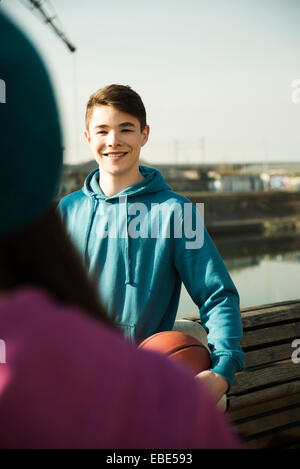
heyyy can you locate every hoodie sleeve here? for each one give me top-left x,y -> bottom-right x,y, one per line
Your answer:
173,201 -> 245,391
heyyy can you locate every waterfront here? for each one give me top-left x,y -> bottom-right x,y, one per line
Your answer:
177,234 -> 300,319
58,161 -> 300,315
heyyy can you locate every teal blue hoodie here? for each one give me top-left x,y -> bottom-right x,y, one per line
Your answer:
58,165 -> 245,388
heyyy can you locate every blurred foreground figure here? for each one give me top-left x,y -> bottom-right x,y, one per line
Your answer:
0,12 -> 240,449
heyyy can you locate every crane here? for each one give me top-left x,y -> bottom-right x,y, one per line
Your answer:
18,0 -> 76,53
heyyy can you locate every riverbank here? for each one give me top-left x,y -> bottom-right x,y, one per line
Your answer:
57,184 -> 300,237
181,190 -> 300,236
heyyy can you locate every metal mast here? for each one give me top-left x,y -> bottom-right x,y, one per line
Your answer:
18,0 -> 76,52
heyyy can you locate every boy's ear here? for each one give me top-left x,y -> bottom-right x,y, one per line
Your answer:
141,125 -> 150,147
84,129 -> 91,143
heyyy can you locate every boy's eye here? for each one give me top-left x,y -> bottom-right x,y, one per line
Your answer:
96,129 -> 132,135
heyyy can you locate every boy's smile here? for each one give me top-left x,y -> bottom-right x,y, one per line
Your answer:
84,105 -> 149,182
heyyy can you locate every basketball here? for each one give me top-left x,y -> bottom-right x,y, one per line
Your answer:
138,330 -> 211,375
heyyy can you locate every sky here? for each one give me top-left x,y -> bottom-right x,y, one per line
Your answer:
2,0 -> 300,165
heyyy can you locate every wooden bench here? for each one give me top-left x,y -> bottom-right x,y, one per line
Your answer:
228,300 -> 300,449
180,299 -> 300,448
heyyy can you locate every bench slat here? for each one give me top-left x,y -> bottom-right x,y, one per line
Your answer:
230,360 -> 300,395
241,322 -> 300,348
241,299 -> 300,314
242,311 -> 300,329
242,425 -> 300,449
233,404 -> 300,439
229,390 -> 300,421
244,343 -> 294,368
229,379 -> 300,410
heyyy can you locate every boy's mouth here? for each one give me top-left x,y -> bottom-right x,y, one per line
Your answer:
103,152 -> 128,158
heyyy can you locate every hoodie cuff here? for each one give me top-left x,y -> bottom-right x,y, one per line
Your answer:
209,355 -> 239,392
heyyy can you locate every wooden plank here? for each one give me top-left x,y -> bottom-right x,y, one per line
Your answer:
241,306 -> 300,329
242,426 -> 300,449
229,391 -> 300,421
244,343 -> 294,368
233,404 -> 300,438
230,360 -> 300,395
241,322 -> 300,348
228,380 -> 300,410
184,302 -> 300,330
241,299 -> 300,314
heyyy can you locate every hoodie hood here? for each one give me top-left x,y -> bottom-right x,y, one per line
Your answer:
81,165 -> 171,286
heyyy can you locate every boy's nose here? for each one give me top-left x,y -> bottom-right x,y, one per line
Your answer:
107,131 -> 121,146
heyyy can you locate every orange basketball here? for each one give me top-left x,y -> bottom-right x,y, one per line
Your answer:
138,330 -> 211,376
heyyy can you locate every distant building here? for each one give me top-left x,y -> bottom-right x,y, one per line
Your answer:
215,174 -> 264,192
57,160 -> 300,199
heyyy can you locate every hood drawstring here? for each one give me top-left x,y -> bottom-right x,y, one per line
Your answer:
84,196 -> 98,268
119,195 -> 131,286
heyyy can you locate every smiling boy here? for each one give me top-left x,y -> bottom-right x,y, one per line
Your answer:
58,84 -> 245,403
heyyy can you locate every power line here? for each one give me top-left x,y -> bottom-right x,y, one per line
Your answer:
18,0 -> 76,53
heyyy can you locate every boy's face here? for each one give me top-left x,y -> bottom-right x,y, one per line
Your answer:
84,105 -> 149,178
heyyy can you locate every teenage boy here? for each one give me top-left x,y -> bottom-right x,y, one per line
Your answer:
58,84 -> 245,403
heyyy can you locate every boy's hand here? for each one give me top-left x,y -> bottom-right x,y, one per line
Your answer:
195,370 -> 228,403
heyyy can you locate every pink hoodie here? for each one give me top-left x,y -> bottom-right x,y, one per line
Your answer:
0,287 -> 240,449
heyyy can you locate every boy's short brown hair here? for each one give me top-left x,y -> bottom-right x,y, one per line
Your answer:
85,84 -> 147,131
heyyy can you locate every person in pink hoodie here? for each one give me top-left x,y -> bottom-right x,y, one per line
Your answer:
0,11 -> 240,449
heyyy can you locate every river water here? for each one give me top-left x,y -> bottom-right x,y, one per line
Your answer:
177,234 -> 300,319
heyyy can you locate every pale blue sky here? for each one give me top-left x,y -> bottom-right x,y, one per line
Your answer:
2,0 -> 300,164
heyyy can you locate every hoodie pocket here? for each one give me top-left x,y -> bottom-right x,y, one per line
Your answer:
116,322 -> 136,342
